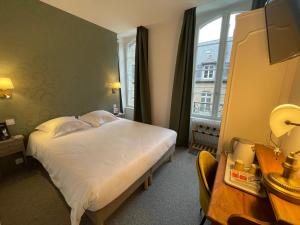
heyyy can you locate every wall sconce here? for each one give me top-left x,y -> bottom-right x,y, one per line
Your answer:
0,78 -> 14,99
111,82 -> 121,94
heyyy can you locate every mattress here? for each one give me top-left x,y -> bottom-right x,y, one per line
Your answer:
27,119 -> 177,225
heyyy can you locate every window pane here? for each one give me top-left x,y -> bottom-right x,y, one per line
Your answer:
198,18 -> 222,43
218,13 -> 240,118
126,41 -> 136,107
193,17 -> 222,117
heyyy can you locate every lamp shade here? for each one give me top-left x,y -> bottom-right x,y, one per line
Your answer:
0,78 -> 14,90
270,104 -> 300,137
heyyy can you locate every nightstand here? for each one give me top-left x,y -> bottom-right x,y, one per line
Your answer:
0,135 -> 26,165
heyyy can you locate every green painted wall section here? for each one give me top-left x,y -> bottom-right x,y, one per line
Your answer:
0,0 -> 119,137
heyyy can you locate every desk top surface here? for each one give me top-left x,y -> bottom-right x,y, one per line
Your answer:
207,149 -> 275,225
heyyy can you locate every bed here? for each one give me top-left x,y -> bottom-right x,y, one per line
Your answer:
27,118 -> 177,225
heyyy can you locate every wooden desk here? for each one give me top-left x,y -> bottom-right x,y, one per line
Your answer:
207,145 -> 300,225
207,151 -> 275,225
256,145 -> 300,225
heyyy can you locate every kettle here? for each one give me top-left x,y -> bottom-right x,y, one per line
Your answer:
229,137 -> 256,168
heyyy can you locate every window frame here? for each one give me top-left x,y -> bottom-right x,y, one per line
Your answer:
191,2 -> 250,121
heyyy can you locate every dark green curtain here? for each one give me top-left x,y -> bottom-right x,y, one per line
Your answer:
134,26 -> 151,124
169,8 -> 196,146
252,0 -> 268,9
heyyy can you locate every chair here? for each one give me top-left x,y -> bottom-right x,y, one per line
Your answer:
196,151 -> 218,225
228,214 -> 275,225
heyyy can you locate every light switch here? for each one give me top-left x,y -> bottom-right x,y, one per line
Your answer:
6,118 -> 15,126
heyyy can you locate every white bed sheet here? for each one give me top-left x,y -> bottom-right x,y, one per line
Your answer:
27,119 -> 177,225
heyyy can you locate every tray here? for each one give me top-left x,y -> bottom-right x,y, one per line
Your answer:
224,153 -> 267,198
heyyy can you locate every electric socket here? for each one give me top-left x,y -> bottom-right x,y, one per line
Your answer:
15,158 -> 24,165
6,118 -> 15,126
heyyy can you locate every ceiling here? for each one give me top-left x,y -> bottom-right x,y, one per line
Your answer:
41,0 -> 245,34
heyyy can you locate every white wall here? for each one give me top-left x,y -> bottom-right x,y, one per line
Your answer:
146,16 -> 183,127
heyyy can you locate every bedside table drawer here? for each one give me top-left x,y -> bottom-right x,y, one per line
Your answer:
10,141 -> 25,151
0,138 -> 25,157
0,148 -> 21,157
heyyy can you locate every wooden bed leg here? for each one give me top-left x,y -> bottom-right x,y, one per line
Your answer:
143,178 -> 149,190
148,174 -> 153,186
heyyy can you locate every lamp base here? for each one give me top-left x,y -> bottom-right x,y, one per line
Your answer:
263,172 -> 300,204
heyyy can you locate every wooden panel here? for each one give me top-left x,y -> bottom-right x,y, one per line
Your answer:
256,145 -> 300,225
207,153 -> 275,225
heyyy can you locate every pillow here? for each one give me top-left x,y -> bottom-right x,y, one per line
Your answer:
79,110 -> 118,127
36,116 -> 91,137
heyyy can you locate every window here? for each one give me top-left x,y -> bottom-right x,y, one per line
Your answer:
126,41 -> 136,108
193,91 -> 213,115
192,17 -> 222,118
202,63 -> 216,79
200,91 -> 212,112
191,11 -> 244,120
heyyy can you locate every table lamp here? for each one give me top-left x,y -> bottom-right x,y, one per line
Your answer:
263,104 -> 300,204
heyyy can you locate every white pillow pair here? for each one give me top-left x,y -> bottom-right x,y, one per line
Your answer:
79,110 -> 118,127
36,110 -> 117,138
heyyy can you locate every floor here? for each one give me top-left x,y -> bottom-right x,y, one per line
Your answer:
0,148 -> 209,225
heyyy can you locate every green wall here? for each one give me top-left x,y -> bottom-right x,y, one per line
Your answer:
0,0 -> 119,137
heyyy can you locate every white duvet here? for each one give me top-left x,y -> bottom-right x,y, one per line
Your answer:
27,119 -> 177,225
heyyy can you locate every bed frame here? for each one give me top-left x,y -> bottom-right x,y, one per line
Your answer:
85,144 -> 175,225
